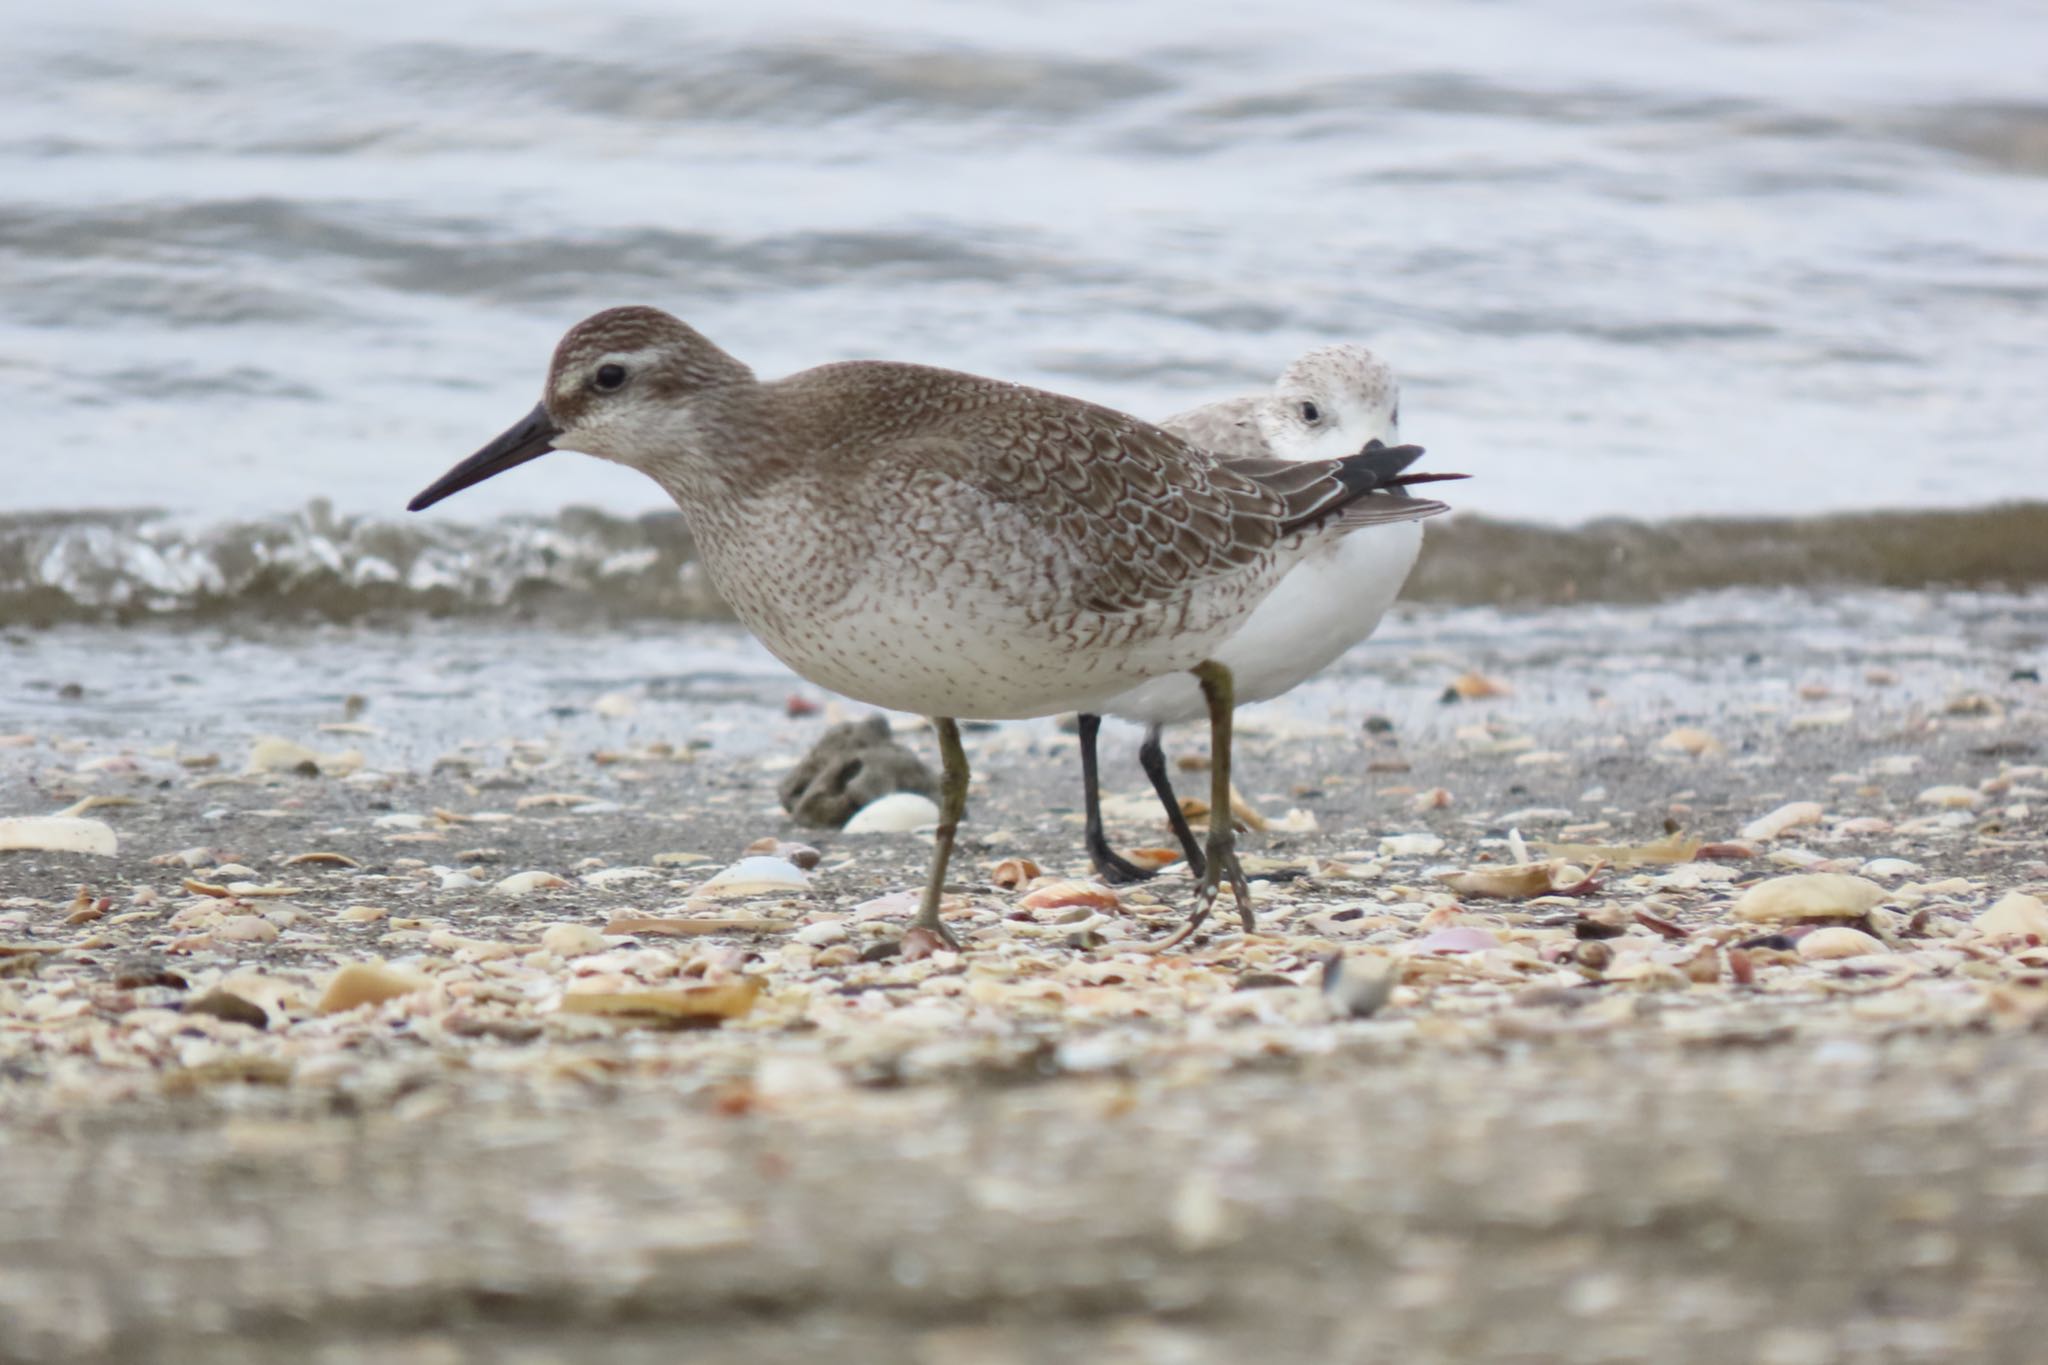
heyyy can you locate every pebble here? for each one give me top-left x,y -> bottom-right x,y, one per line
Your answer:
1858,858 -> 1924,880
1740,801 -> 1825,842
843,792 -> 941,834
1916,785 -> 1984,811
1322,953 -> 1397,1018
1379,833 -> 1446,858
183,987 -> 269,1028
1732,873 -> 1887,923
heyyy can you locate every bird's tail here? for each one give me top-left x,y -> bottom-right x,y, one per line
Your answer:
1230,439 -> 1468,535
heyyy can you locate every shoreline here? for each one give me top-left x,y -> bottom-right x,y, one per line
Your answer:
1,591 -> 2045,1360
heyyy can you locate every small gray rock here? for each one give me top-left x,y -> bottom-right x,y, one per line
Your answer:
778,716 -> 937,829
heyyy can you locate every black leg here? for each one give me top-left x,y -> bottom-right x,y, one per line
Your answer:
1079,713 -> 1154,884
1136,725 -> 1207,878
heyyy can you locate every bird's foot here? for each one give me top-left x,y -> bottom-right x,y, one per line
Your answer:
1182,833 -> 1254,936
912,908 -> 962,952
1089,845 -> 1157,885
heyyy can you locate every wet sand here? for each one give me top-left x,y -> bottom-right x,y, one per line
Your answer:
2,595 -> 2045,1363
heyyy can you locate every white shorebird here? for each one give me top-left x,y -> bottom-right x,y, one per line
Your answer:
1077,345 -> 1424,882
409,309 -> 1454,944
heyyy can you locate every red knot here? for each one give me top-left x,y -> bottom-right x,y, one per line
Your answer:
410,307 -> 1456,945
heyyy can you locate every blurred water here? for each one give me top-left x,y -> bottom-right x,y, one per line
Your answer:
3,0 -> 2044,531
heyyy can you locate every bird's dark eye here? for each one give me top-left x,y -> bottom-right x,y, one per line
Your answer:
1299,400 -> 1321,423
593,363 -> 628,392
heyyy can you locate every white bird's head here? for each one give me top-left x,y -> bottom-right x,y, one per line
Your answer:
1252,344 -> 1401,463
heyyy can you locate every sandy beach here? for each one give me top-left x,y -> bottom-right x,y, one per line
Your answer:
3,592 -> 2043,1362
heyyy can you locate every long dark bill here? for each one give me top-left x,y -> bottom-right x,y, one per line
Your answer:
407,402 -> 563,511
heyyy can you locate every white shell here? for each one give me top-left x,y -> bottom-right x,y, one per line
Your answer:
0,816 -> 118,857
843,793 -> 941,834
692,856 -> 811,899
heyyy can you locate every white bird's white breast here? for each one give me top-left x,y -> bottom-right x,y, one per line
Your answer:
1095,519 -> 1424,726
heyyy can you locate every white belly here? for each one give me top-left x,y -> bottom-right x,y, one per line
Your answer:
1095,521 -> 1424,725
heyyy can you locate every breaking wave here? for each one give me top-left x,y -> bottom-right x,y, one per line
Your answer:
2,501 -> 2043,627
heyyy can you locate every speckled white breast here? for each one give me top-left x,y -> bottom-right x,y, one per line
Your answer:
687,481 -> 1285,721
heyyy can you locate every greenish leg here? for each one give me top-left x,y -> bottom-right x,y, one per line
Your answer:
915,716 -> 968,949
1184,660 -> 1255,935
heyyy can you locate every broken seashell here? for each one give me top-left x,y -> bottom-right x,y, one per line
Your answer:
245,736 -> 361,777
283,851 -> 362,868
492,871 -> 569,897
1797,926 -> 1889,959
0,817 -> 118,857
1406,926 -> 1500,954
215,915 -> 279,944
1740,801 -> 1824,842
1020,880 -> 1121,913
1975,892 -> 2048,940
556,977 -> 763,1027
1447,671 -> 1511,700
987,856 -> 1042,890
1534,831 -> 1700,867
1379,833 -> 1445,858
603,915 -> 793,936
1436,861 -> 1601,900
1656,727 -> 1726,758
1732,873 -> 1886,924
690,856 -> 810,900
539,922 -> 608,957
317,961 -> 430,1013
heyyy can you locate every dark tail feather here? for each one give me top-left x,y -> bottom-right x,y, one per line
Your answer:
1334,438 -> 1428,494
1272,439 -> 1468,535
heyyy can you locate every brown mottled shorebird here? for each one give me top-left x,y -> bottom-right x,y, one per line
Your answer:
1080,344 -> 1426,884
409,307 -> 1453,946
